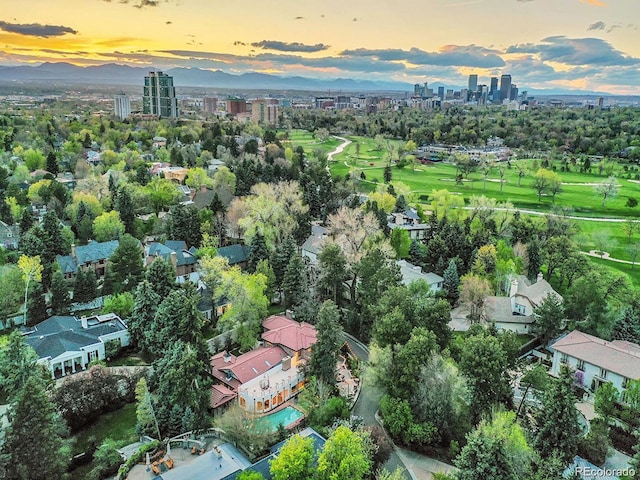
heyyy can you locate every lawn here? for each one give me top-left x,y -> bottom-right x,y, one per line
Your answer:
71,402 -> 138,455
283,130 -> 342,156
587,256 -> 640,287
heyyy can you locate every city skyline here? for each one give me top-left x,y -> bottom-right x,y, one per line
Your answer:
0,0 -> 639,95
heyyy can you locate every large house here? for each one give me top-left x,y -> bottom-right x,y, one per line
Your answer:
57,240 -> 120,280
146,240 -> 197,278
23,313 -> 129,378
301,224 -> 329,264
210,315 -> 317,413
551,330 -> 640,398
484,273 -> 562,333
0,220 -> 19,250
396,259 -> 443,291
387,208 -> 430,240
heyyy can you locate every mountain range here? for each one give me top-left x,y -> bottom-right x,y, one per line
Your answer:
0,62 -> 412,92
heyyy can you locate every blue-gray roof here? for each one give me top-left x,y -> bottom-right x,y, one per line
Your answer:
56,240 -> 120,274
217,245 -> 251,265
23,314 -> 126,360
147,241 -> 196,267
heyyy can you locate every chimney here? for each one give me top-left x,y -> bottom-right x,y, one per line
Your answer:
170,251 -> 177,268
509,278 -> 519,298
200,184 -> 207,193
536,272 -> 544,283
282,356 -> 291,371
223,351 -> 231,363
71,243 -> 76,260
81,316 -> 88,329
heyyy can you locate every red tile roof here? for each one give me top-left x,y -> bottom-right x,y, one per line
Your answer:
261,315 -> 317,352
210,384 -> 237,409
211,346 -> 288,386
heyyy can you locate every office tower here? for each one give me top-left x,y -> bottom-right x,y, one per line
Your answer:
414,84 -> 422,96
203,97 -> 218,114
438,86 -> 445,101
500,74 -> 512,101
490,77 -> 498,95
114,92 -> 131,120
143,71 -> 178,117
252,99 -> 279,124
226,97 -> 247,115
598,97 -> 604,108
468,74 -> 478,92
510,85 -> 518,101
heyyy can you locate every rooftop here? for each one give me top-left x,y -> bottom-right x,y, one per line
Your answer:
211,346 -> 288,386
216,245 -> 251,265
396,260 -> 443,287
261,316 -> 317,352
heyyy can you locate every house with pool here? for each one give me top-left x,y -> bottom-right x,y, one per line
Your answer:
211,315 -> 317,414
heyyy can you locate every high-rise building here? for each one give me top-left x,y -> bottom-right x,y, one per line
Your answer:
468,74 -> 478,92
226,98 -> 247,115
490,77 -> 499,95
438,86 -> 445,101
251,99 -> 279,125
143,71 -> 178,117
500,74 -> 512,101
114,93 -> 131,120
203,97 -> 218,114
510,84 -> 518,101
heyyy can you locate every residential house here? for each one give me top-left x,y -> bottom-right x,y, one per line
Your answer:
216,244 -> 251,269
56,240 -> 120,280
146,240 -> 197,278
301,224 -> 329,264
210,315 -> 317,413
484,273 -> 562,333
157,166 -> 188,183
23,313 -> 129,378
388,208 -> 430,240
396,259 -> 443,291
0,220 -> 19,249
551,330 -> 640,398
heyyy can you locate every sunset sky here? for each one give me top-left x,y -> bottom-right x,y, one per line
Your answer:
1,0 -> 639,94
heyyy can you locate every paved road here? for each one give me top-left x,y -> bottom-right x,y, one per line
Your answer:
327,136 -> 351,162
344,333 -> 412,479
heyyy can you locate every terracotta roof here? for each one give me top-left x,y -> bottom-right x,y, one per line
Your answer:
210,346 -> 287,386
261,315 -> 317,352
552,330 -> 640,379
210,384 -> 237,409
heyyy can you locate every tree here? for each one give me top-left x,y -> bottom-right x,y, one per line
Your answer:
383,165 -> 392,183
532,293 -> 565,345
134,377 -> 160,438
612,306 -> 640,344
45,151 -> 59,176
50,270 -> 71,315
594,382 -> 619,423
102,292 -> 135,319
0,331 -> 49,401
443,258 -> 460,304
247,231 -> 269,272
1,376 -> 70,480
144,257 -> 176,298
459,334 -> 512,422
129,280 -> 161,353
27,282 -> 47,325
116,187 -> 136,235
282,253 -> 307,309
145,177 -> 181,213
317,425 -> 372,480
108,234 -> 144,293
309,300 -> 343,388
17,254 -> 43,325
459,273 -> 491,323
390,228 -> 411,259
535,364 -> 582,465
269,434 -> 315,480
532,168 -> 560,202
595,176 -> 620,207
318,243 -> 348,304
167,203 -> 202,248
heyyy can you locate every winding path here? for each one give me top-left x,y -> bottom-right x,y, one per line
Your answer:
327,136 -> 351,161
581,250 -> 638,265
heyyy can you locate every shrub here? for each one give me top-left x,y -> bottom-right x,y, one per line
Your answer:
117,440 -> 161,480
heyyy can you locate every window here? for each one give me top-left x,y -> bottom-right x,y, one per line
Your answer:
239,397 -> 246,408
514,304 -> 526,315
256,401 -> 263,411
88,350 -> 98,362
600,368 -> 608,379
560,353 -> 568,364
264,399 -> 270,409
623,378 -> 629,389
577,360 -> 585,370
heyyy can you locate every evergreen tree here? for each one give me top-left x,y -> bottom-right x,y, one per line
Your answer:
612,306 -> 640,344
116,188 -> 136,235
45,151 -> 59,176
532,293 -> 565,345
271,235 -> 296,293
145,257 -> 176,299
73,269 -> 88,303
1,376 -> 70,480
383,165 -> 392,183
19,208 -> 33,234
394,194 -> 408,213
85,268 -> 98,301
42,211 -> 65,263
108,234 -> 144,293
27,282 -> 47,326
309,300 -> 343,388
247,231 -> 269,272
535,364 -> 581,465
282,253 -> 307,309
443,258 -> 460,304
167,204 -> 202,248
50,270 -> 71,315
130,280 -> 161,354
527,237 -> 543,281
455,424 -> 519,480
318,243 -> 348,304
101,265 -> 115,296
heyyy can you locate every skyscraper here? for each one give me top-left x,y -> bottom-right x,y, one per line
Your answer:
203,96 -> 218,114
500,74 -> 512,101
438,86 -> 445,101
490,77 -> 499,95
114,92 -> 130,120
468,74 -> 478,92
143,71 -> 178,118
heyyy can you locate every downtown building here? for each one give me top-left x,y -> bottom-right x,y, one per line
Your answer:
143,71 -> 179,118
114,92 -> 131,120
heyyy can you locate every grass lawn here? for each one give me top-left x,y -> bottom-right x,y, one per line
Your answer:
283,130 -> 342,156
108,354 -> 149,367
587,256 -> 640,287
71,402 -> 138,455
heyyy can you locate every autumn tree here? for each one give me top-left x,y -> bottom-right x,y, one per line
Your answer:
18,254 -> 43,325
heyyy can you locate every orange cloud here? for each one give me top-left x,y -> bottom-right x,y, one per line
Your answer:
579,0 -> 607,6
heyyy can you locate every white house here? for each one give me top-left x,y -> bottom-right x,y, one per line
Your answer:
396,260 -> 443,292
484,273 -> 562,334
23,313 -> 129,378
551,330 -> 640,398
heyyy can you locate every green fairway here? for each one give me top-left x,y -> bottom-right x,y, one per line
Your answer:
283,130 -> 342,155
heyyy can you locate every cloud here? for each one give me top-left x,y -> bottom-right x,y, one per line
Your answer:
251,40 -> 330,53
99,0 -> 163,7
506,36 -> 639,66
0,21 -> 77,37
294,16 -> 304,20
340,45 -> 505,68
587,21 -> 606,31
579,0 -> 607,6
234,41 -> 246,46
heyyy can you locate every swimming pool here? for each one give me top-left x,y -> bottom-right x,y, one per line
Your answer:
254,406 -> 304,432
